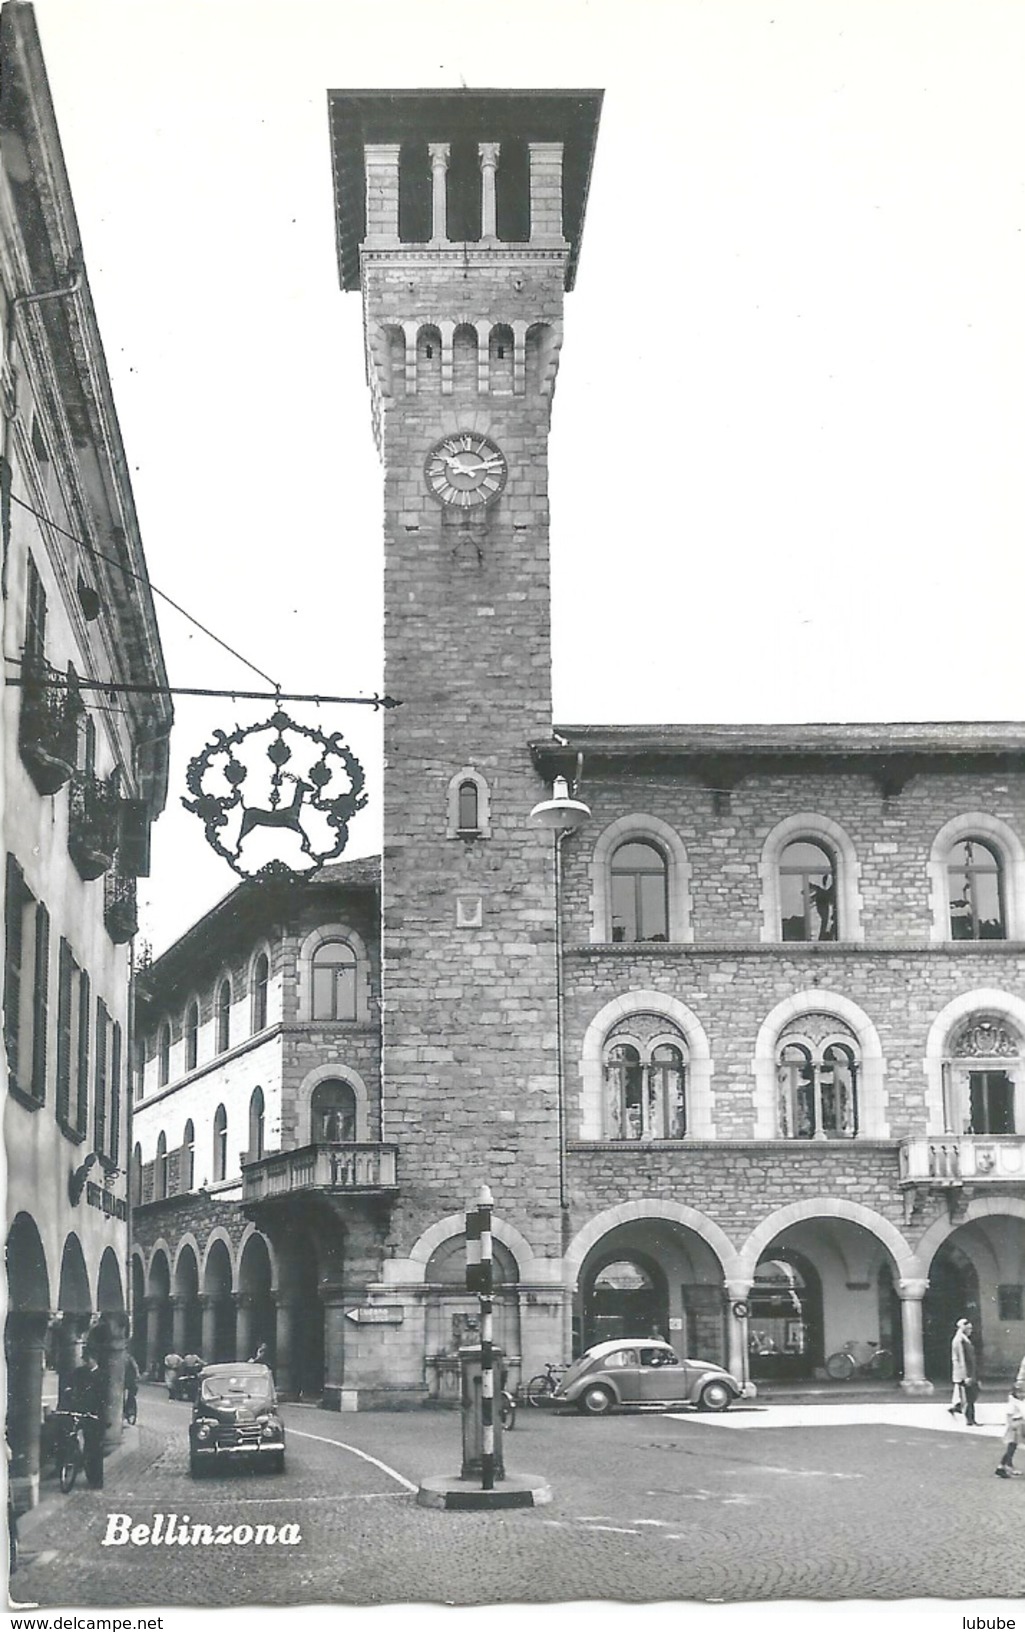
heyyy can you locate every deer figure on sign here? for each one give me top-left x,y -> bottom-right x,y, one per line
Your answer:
235,772 -> 315,859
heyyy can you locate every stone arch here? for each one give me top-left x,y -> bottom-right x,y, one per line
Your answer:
913,1195 -> 1025,1279
296,923 -> 372,1023
6,1212 -> 51,1312
563,1200 -> 741,1287
96,1247 -> 124,1312
57,1233 -> 92,1316
753,988 -> 887,1138
736,1199 -> 916,1284
402,1212 -> 540,1283
589,813 -> 693,945
146,1242 -> 172,1299
173,1235 -> 203,1291
296,1062 -> 371,1144
923,987 -> 1025,1134
201,1228 -> 237,1293
927,812 -> 1025,942
758,812 -> 864,944
578,990 -> 714,1140
238,1222 -> 278,1292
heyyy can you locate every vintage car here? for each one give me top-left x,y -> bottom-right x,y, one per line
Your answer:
553,1339 -> 753,1416
188,1362 -> 285,1476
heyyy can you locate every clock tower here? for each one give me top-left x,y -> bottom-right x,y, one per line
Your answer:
329,91 -> 601,1393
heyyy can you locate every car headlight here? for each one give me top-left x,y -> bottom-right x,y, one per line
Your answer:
195,1422 -> 213,1442
259,1415 -> 283,1441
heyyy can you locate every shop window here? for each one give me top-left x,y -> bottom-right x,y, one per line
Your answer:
311,941 -> 357,1021
602,1017 -> 687,1139
776,1016 -> 859,1138
947,838 -> 1005,940
610,841 -> 669,943
780,840 -> 836,942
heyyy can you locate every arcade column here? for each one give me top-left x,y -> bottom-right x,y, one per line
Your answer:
144,1295 -> 164,1375
233,1292 -> 256,1362
724,1280 -> 754,1390
200,1294 -> 217,1360
4,1310 -> 50,1511
898,1277 -> 933,1394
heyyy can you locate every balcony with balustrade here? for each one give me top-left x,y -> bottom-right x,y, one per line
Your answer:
241,1142 -> 399,1211
68,772 -> 121,880
899,1134 -> 1025,1188
18,658 -> 82,795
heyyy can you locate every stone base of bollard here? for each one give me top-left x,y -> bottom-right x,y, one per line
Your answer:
416,1472 -> 552,1511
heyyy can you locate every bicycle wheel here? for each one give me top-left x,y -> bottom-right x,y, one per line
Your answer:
825,1350 -> 856,1381
869,1348 -> 895,1380
123,1394 -> 137,1426
59,1450 -> 78,1494
526,1373 -> 554,1407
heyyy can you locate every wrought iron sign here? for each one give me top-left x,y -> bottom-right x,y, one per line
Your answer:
183,709 -> 367,882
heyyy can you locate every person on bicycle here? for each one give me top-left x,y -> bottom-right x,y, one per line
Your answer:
65,1350 -> 106,1487
123,1351 -> 140,1421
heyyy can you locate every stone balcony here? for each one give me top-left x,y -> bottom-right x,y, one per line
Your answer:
899,1135 -> 1025,1186
241,1141 -> 399,1205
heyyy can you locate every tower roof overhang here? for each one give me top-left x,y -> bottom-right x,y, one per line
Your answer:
327,88 -> 603,292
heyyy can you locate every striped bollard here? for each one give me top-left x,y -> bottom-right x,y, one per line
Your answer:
466,1183 -> 495,1490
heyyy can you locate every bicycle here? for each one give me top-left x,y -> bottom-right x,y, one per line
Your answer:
500,1389 -> 516,1431
525,1362 -> 566,1407
824,1339 -> 895,1381
50,1410 -> 99,1492
122,1388 -> 138,1426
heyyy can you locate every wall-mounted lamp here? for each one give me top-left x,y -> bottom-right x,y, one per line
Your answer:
528,775 -> 590,833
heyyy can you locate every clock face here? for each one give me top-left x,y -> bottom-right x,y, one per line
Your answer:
424,432 -> 508,508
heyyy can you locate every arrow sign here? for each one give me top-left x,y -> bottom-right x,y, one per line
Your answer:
344,1306 -> 403,1325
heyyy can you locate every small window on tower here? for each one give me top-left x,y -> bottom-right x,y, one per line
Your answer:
458,781 -> 479,834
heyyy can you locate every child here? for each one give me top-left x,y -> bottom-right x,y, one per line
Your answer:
994,1382 -> 1025,1478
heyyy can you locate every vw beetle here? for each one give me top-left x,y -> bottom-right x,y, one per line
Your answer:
188,1362 -> 285,1475
554,1339 -> 752,1416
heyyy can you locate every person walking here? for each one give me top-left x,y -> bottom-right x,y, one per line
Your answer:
994,1382 -> 1025,1479
65,1350 -> 106,1487
949,1317 -> 979,1425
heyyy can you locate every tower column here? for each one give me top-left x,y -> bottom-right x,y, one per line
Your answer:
479,142 -> 500,239
429,142 -> 450,242
364,143 -> 401,245
528,142 -> 567,246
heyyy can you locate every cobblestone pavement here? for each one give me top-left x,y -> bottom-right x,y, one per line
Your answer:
11,1389 -> 1025,1612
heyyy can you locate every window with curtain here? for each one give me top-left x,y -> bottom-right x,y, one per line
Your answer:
602,1017 -> 687,1139
776,1016 -> 859,1138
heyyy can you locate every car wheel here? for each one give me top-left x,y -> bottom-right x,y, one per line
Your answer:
577,1384 -> 615,1417
698,1380 -> 733,1412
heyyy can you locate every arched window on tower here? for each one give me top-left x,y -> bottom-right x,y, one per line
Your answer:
311,941 -> 357,1021
157,1022 -> 170,1087
779,840 -> 837,942
183,1119 -> 195,1190
213,1104 -> 228,1182
776,1016 -> 859,1138
184,1000 -> 199,1072
248,1087 -> 265,1161
602,1017 -> 688,1140
947,839 -> 1006,940
216,979 -> 231,1053
252,952 -> 269,1033
457,780 -> 479,834
156,1130 -> 168,1199
610,841 -> 669,942
310,1078 -> 357,1144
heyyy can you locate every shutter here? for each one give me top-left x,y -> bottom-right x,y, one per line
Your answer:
117,800 -> 151,877
110,1021 -> 122,1166
31,902 -> 49,1101
93,999 -> 108,1153
141,1160 -> 155,1204
4,855 -> 25,1085
76,970 -> 91,1135
165,1147 -> 182,1196
56,939 -> 73,1123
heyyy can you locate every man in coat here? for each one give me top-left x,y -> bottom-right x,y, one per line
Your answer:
950,1317 -> 979,1425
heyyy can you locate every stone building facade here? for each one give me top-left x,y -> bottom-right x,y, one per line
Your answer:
1,1 -> 172,1507
130,89 -> 1025,1408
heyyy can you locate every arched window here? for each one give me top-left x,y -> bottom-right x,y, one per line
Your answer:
249,1087 -> 265,1161
213,1104 -> 227,1182
457,780 -> 479,834
311,941 -> 357,1021
602,1017 -> 688,1140
944,1012 -> 1022,1135
156,1130 -> 168,1199
947,839 -> 1005,940
131,1141 -> 143,1207
610,841 -> 669,942
779,840 -> 836,942
310,1078 -> 357,1143
252,953 -> 269,1032
216,979 -> 231,1053
776,1015 -> 859,1138
183,1119 -> 195,1190
184,1001 -> 199,1072
158,1022 -> 170,1087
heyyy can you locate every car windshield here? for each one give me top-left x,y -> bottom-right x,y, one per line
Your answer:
200,1373 -> 274,1408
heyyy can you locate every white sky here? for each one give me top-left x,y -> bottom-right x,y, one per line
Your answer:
28,0 -> 1025,960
